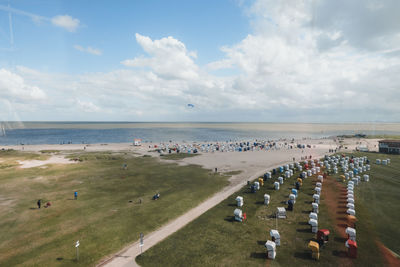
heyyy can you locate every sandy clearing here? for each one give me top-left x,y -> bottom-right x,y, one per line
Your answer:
17,155 -> 76,169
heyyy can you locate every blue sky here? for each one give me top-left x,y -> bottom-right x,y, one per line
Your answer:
0,0 -> 400,122
0,0 -> 249,73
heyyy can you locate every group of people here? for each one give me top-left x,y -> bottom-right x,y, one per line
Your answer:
36,191 -> 78,209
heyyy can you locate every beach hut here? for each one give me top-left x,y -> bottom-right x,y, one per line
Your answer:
317,175 -> 323,182
316,182 -> 322,188
307,170 -> 312,177
285,171 -> 290,178
317,229 -> 330,246
297,177 -> 303,186
309,219 -> 318,233
346,227 -> 356,241
312,203 -> 319,213
133,138 -> 142,146
291,188 -> 298,197
234,208 -> 244,222
347,198 -> 354,204
316,166 -> 320,173
265,240 -> 276,259
315,187 -> 321,195
345,239 -> 358,258
363,175 -> 369,182
382,159 -> 387,165
348,215 -> 357,229
258,178 -> 264,186
289,194 -> 296,204
270,230 -> 280,246
278,177 -> 284,185
347,209 -> 356,216
376,159 -> 381,164
274,181 -> 280,190
264,194 -> 270,205
308,241 -> 320,260
387,158 -> 391,164
236,196 -> 243,207
265,172 -> 272,179
254,181 -> 260,190
347,203 -> 355,209
309,212 -> 318,220
276,207 -> 286,219
313,194 -> 320,204
298,165 -> 303,172
347,193 -> 354,199
287,199 -> 294,211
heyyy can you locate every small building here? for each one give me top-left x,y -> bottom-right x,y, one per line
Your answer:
378,140 -> 400,154
133,138 -> 142,146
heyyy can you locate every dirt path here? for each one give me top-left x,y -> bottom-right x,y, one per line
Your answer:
322,175 -> 353,266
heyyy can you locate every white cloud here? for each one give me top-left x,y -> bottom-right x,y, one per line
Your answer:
51,15 -> 80,32
76,100 -> 100,112
0,68 -> 46,101
121,33 -> 199,80
74,45 -> 102,55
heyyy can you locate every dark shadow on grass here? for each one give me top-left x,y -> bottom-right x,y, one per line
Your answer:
298,221 -> 309,225
337,223 -> 348,228
334,236 -> 347,243
337,205 -> 346,209
294,251 -> 312,260
255,201 -> 264,205
336,216 -> 347,221
224,216 -> 236,222
257,240 -> 266,245
297,228 -> 310,233
304,200 -> 312,204
250,252 -> 266,259
332,250 -> 348,258
336,211 -> 346,214
338,201 -> 346,204
227,203 -> 237,207
301,210 -> 310,214
29,207 -> 37,210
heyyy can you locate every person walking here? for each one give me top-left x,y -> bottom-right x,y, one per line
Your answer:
37,199 -> 41,209
74,191 -> 78,200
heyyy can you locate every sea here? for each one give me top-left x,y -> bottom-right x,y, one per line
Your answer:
0,122 -> 400,145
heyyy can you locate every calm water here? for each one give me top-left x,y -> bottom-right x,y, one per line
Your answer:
0,122 -> 399,145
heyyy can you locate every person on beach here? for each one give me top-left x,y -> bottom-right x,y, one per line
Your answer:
74,191 -> 78,200
37,199 -> 41,209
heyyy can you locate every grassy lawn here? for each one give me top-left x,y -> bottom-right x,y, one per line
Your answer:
0,150 -> 229,266
339,152 -> 400,254
137,153 -> 398,267
160,153 -> 199,160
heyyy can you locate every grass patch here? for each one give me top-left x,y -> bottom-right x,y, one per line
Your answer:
137,153 -> 397,267
40,150 -> 61,153
160,153 -> 199,160
0,151 -> 229,266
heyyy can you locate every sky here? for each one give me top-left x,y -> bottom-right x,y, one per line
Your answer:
0,0 -> 400,122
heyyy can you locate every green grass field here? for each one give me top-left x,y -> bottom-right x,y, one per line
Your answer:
0,150 -> 229,266
137,152 -> 400,267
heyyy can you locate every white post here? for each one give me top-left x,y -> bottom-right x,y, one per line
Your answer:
75,240 -> 80,261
